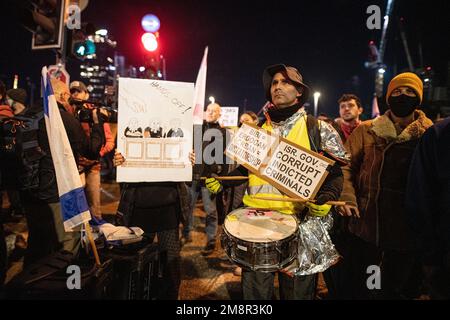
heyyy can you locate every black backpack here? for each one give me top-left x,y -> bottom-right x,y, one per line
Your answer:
0,111 -> 46,190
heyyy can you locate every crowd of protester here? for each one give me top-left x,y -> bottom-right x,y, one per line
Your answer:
0,65 -> 449,300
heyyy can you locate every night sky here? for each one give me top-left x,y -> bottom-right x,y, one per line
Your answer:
1,0 -> 448,118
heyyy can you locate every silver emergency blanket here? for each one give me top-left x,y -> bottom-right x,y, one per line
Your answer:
318,120 -> 350,163
265,108 -> 346,275
270,109 -> 350,164
293,214 -> 341,276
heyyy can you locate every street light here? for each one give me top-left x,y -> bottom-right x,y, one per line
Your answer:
313,92 -> 321,117
208,96 -> 215,104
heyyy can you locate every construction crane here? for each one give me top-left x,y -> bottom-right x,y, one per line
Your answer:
374,0 -> 395,98
398,17 -> 414,72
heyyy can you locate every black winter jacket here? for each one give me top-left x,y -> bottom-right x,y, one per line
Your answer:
35,103 -> 104,202
194,121 -> 230,182
406,117 -> 450,264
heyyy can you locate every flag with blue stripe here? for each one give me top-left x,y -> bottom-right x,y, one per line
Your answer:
41,67 -> 91,231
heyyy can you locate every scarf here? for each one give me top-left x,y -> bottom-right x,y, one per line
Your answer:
266,103 -> 302,123
340,120 -> 361,139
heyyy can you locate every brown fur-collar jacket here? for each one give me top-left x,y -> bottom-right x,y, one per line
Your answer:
341,109 -> 433,248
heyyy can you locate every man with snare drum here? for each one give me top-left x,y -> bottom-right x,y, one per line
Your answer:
206,64 -> 349,299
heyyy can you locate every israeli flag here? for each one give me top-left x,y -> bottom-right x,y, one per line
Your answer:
41,67 -> 91,231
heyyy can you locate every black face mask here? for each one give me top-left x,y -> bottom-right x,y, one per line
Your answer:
388,94 -> 420,117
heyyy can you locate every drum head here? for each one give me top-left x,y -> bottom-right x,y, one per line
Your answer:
224,208 -> 297,243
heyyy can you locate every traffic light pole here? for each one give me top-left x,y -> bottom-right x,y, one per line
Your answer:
162,55 -> 167,80
56,27 -> 68,65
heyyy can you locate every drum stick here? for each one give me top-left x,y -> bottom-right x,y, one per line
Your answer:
251,196 -> 346,206
200,176 -> 249,181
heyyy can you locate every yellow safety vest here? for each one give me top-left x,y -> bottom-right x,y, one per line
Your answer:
243,115 -> 311,214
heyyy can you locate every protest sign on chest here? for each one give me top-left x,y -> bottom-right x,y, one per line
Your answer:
260,138 -> 334,200
225,123 -> 278,172
225,123 -> 335,200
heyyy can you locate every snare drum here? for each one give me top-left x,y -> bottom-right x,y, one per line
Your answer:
221,208 -> 298,272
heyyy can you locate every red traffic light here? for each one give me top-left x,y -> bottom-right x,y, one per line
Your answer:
141,32 -> 158,52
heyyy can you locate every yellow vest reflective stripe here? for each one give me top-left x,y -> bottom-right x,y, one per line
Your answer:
243,115 -> 311,214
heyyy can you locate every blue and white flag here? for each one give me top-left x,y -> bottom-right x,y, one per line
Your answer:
41,67 -> 91,231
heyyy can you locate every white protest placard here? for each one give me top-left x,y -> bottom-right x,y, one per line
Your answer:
219,106 -> 239,127
225,123 -> 278,172
260,139 -> 334,200
117,77 -> 194,182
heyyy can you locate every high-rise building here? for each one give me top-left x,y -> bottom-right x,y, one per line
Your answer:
77,31 -> 117,106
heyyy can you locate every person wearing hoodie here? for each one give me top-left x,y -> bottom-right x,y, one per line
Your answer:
338,72 -> 433,299
206,64 -> 348,300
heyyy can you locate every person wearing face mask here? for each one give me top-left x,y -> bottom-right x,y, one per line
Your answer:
338,72 -> 433,299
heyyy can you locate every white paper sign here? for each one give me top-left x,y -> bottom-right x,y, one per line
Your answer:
261,140 -> 332,200
219,106 -> 239,127
225,123 -> 278,172
117,78 -> 194,182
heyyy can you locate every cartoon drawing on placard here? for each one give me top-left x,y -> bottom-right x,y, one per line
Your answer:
165,118 -> 184,138
144,118 -> 164,138
124,118 -> 143,138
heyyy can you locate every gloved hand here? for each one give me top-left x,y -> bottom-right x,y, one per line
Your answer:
305,202 -> 332,217
205,177 -> 223,194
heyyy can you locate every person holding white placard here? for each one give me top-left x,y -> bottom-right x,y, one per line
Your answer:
114,150 -> 194,299
182,102 -> 229,255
